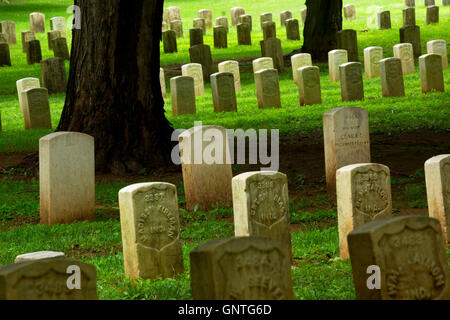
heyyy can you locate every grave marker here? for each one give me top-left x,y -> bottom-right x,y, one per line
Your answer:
162,30 -> 177,53
426,6 -> 439,24
40,58 -> 67,94
291,53 -> 312,85
280,11 -> 293,26
337,29 -> 358,62
238,15 -> 252,31
15,251 -> 65,263
403,7 -> 416,26
218,60 -> 241,92
0,21 -> 16,45
198,9 -> 213,29
231,7 -> 246,26
237,23 -> 251,45
364,46 -> 383,78
213,26 -> 227,49
21,31 -> 35,53
211,72 -> 237,113
393,43 -> 415,74
344,4 -> 356,20
419,53 -> 445,93
182,63 -> 205,96
377,11 -> 391,29
286,19 -> 300,41
52,37 -> 70,60
170,76 -> 196,116
427,39 -> 448,69
26,39 -> 42,65
216,17 -> 229,33
22,87 -> 52,130
29,13 -> 45,33
0,43 -> 11,67
328,49 -> 348,82
189,44 -> 213,82
189,28 -> 203,47
170,20 -> 183,38
298,66 -> 322,106
255,69 -> 282,109
400,25 -> 421,58
380,58 -> 406,97
261,38 -> 284,73
16,77 -> 40,114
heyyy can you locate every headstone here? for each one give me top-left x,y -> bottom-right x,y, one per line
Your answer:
378,11 -> 391,29
41,58 -> 67,94
323,107 -> 371,193
261,38 -> 284,73
29,13 -> 45,33
22,87 -> 52,130
337,163 -> 392,259
255,69 -> 282,109
419,53 -> 445,93
39,132 -> 95,225
170,76 -> 196,116
189,28 -> 203,47
348,216 -> 450,300
0,257 -> 97,300
178,125 -> 233,211
426,6 -> 439,24
160,68 -> 166,99
340,62 -> 364,101
444,0 -> 450,5
193,18 -> 206,35
213,26 -> 227,49
403,7 -> 416,26
393,43 -> 415,74
211,72 -> 237,113
26,40 -> 42,65
47,30 -> 63,51
425,0 -> 435,5
380,58 -> 406,97
15,251 -> 65,263
216,16 -> 229,33
406,0 -> 415,6
218,60 -> 241,92
190,236 -> 294,300
301,9 -> 307,25
119,183 -> 184,279
198,9 -> 213,29
286,19 -> 300,41
328,49 -> 349,82
0,21 -> 16,45
400,25 -> 421,58
50,17 -> 66,37
231,7 -> 246,26
189,44 -> 213,82
260,13 -> 273,27
425,154 -> 450,242
232,172 -> 291,251
237,23 -> 251,45
253,57 -> 274,73
181,63 -> 205,96
52,37 -> 70,61
280,11 -> 293,26
363,46 -> 383,78
291,53 -> 312,85
167,6 -> 181,22
238,15 -> 252,31
170,20 -> 183,38
427,40 -> 448,69
344,4 -> 356,19
298,66 -> 322,106
162,30 -> 177,53
0,43 -> 11,67
337,29 -> 359,62
16,77 -> 40,114
262,21 -> 276,40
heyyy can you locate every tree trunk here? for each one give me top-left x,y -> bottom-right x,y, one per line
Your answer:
300,0 -> 343,61
57,0 -> 174,174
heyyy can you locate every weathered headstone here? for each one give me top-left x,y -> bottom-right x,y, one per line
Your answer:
211,72 -> 237,113
178,125 -> 233,211
170,76 -> 196,116
323,107 -> 371,193
260,13 -> 273,27
419,53 -> 445,93
348,216 -> 450,300
237,23 -> 251,45
337,163 -> 392,260
285,19 -> 300,41
337,29 -> 358,62
291,53 -> 312,85
52,37 -> 70,61
190,236 -> 294,300
0,21 -> 16,45
280,11 -> 293,26
344,4 -> 356,19
380,58 -> 406,97
255,69 -> 282,109
261,38 -> 284,73
406,0 -> 416,6
193,18 -> 206,35
0,43 -> 11,67
238,14 -> 252,31
119,182 -> 184,279
425,154 -> 450,242
21,31 -> 35,53
301,8 -> 307,25
170,20 -> 183,38
426,5 -> 439,24
167,6 -> 181,22
189,28 -> 203,47
364,46 -> 383,78
253,57 -> 274,73
218,60 -> 241,92
403,7 -> 416,26
160,68 -> 166,99
189,44 -> 213,82
425,0 -> 435,6
50,17 -> 66,37
0,257 -> 97,300
162,30 -> 177,53
26,39 -> 42,65
262,21 -> 276,40
400,25 -> 421,58
41,58 -> 67,94
298,66 -> 322,106
340,62 -> 364,101
427,39 -> 448,69
29,13 -> 45,33
39,132 -> 95,225
328,49 -> 348,82
181,63 -> 205,96
16,77 -> 40,114
47,30 -> 63,51
198,9 -> 213,29
377,11 -> 391,29
215,16 -> 229,33
22,87 -> 52,130
213,26 -> 227,49
231,7 -> 246,26
393,43 -> 415,74
15,251 -> 65,263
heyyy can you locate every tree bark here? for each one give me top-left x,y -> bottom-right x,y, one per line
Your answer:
57,0 -> 174,174
300,0 -> 343,61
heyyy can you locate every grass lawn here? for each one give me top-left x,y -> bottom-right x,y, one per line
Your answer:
0,0 -> 449,300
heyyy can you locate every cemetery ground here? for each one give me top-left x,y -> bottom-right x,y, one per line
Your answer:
0,0 -> 449,300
